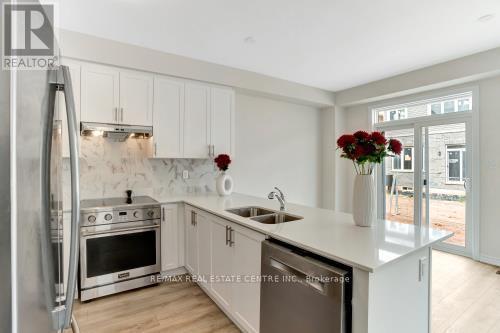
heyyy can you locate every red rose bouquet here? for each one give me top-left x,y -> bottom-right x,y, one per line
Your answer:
337,131 -> 402,175
214,154 -> 231,171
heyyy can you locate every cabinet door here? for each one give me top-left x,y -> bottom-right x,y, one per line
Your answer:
81,64 -> 119,124
56,62 -> 81,158
161,204 -> 179,271
119,70 -> 153,126
210,217 -> 233,310
184,207 -> 198,275
197,212 -> 211,290
231,225 -> 265,333
211,86 -> 234,156
153,76 -> 184,158
184,82 -> 210,158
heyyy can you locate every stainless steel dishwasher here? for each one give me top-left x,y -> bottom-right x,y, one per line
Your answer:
260,240 -> 352,333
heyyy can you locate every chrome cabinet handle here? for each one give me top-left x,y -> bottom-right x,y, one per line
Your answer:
62,65 -> 81,328
228,227 -> 235,247
191,211 -> 197,226
225,225 -> 230,245
162,207 -> 165,222
120,107 -> 124,122
114,107 -> 117,121
154,143 -> 157,157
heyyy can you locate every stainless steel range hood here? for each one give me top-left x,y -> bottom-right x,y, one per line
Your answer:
80,122 -> 153,141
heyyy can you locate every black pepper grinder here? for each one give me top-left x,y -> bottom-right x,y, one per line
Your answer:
126,190 -> 132,204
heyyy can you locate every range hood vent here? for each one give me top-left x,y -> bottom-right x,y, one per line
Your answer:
80,122 -> 153,141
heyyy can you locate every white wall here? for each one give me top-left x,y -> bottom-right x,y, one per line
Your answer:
232,93 -> 323,207
335,76 -> 500,265
59,30 -> 334,107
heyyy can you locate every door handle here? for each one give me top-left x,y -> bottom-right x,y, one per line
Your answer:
120,107 -> 124,122
162,207 -> 165,222
114,107 -> 118,121
269,257 -> 326,294
61,65 -> 81,329
225,225 -> 230,245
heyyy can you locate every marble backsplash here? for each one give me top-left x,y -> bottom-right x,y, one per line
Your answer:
63,136 -> 217,207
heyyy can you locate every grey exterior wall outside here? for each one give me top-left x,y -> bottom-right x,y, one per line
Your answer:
384,104 -> 466,194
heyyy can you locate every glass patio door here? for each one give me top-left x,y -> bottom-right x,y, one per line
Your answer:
373,89 -> 476,257
421,120 -> 472,254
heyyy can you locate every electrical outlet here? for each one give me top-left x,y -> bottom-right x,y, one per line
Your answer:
182,170 -> 189,179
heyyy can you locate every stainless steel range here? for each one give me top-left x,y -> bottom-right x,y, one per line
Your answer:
79,195 -> 161,301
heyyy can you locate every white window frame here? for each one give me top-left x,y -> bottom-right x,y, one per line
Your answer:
392,146 -> 414,172
446,145 -> 466,184
427,97 -> 472,115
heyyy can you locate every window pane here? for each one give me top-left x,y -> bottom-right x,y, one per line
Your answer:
431,103 -> 442,115
457,98 -> 471,112
393,155 -> 401,170
373,92 -> 472,123
389,110 -> 397,120
403,148 -> 413,170
443,100 -> 455,113
448,150 -> 461,181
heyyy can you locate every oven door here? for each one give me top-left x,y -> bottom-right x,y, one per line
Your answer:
80,222 -> 160,289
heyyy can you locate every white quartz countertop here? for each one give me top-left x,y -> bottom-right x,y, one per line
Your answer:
154,192 -> 452,272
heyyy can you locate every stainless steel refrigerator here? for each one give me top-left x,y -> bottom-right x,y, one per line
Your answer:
1,1 -> 81,332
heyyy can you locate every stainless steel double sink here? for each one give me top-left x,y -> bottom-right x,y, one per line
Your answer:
225,206 -> 303,224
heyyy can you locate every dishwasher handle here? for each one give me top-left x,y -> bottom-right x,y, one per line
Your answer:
270,257 -> 326,295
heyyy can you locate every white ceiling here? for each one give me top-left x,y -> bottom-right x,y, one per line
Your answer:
50,0 -> 500,91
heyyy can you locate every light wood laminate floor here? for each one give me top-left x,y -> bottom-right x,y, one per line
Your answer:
69,251 -> 500,333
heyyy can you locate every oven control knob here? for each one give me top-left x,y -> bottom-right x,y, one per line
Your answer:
104,214 -> 112,221
133,211 -> 140,218
88,215 -> 96,223
147,210 -> 155,218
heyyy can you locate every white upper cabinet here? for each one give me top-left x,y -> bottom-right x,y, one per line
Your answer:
152,77 -> 235,159
119,70 -> 153,126
81,63 -> 153,126
153,77 -> 184,158
211,86 -> 235,156
183,82 -> 211,158
81,64 -> 119,124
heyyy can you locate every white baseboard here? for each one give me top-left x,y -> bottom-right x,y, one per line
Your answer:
479,254 -> 500,267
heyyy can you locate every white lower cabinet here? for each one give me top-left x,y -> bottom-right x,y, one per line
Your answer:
184,207 -> 199,275
231,223 -> 263,333
160,204 -> 179,271
184,205 -> 265,333
197,212 -> 211,290
210,217 -> 233,310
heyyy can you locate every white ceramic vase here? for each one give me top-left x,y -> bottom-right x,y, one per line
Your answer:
352,174 -> 376,227
216,171 -> 234,196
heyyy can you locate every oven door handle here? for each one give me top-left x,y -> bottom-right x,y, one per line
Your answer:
82,224 -> 160,237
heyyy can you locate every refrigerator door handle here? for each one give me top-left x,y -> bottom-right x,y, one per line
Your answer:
61,65 -> 81,329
